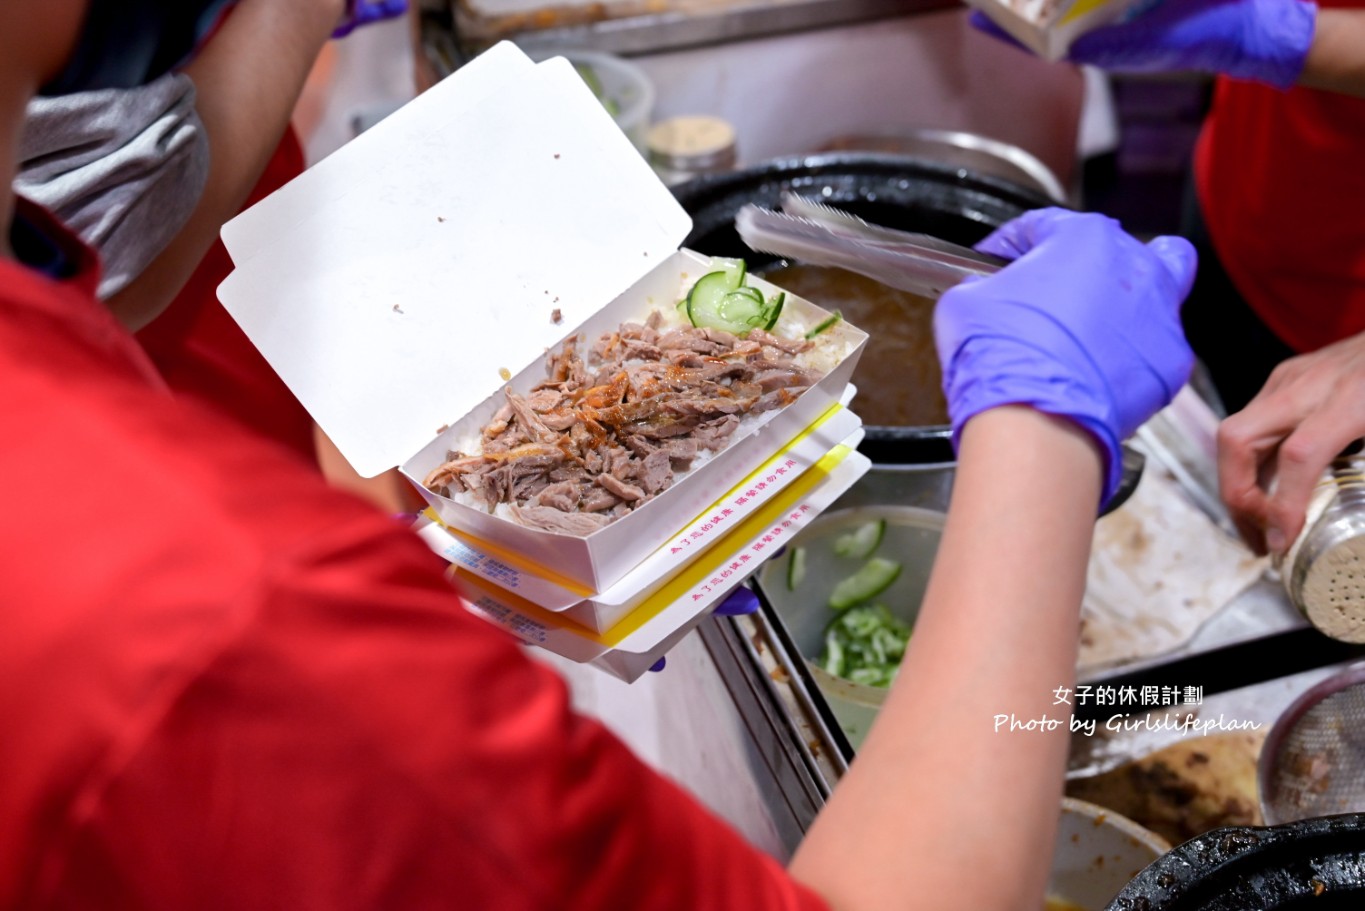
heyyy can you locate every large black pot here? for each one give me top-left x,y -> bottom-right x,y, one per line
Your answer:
672,151 -> 1056,466
1106,814 -> 1365,910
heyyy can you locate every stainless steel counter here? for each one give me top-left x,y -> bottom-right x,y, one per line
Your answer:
703,571 -> 1365,830
428,0 -> 958,57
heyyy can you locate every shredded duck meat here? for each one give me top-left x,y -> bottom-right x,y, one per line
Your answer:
424,312 -> 821,534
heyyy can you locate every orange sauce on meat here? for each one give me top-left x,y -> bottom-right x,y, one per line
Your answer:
763,264 -> 949,427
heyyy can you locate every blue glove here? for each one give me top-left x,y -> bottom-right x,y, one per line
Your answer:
333,0 -> 409,38
934,208 -> 1196,506
648,586 -> 759,672
1065,0 -> 1315,89
711,586 -> 760,616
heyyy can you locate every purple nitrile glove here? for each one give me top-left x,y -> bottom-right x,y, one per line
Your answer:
1068,0 -> 1315,89
711,586 -> 760,616
934,208 -> 1196,507
333,0 -> 409,38
648,586 -> 760,672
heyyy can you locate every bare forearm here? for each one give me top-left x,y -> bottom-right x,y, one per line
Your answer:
108,0 -> 344,330
1300,9 -> 1365,97
790,407 -> 1101,911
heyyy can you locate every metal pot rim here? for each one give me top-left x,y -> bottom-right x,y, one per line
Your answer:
672,149 -> 1060,212
1106,813 -> 1365,909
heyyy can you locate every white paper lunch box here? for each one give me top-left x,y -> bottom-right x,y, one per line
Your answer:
966,0 -> 1155,60
216,41 -> 868,594
417,402 -> 864,632
452,436 -> 873,682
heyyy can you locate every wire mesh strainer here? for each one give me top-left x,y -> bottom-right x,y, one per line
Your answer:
1259,662 -> 1365,824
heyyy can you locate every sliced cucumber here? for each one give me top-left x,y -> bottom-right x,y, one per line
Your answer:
833,519 -> 886,560
847,665 -> 897,687
718,288 -> 766,329
762,292 -> 785,330
805,310 -> 842,339
828,557 -> 902,611
686,270 -> 737,329
787,546 -> 807,591
691,283 -> 769,335
683,260 -> 789,336
710,257 -> 747,290
821,630 -> 846,677
817,604 -> 912,687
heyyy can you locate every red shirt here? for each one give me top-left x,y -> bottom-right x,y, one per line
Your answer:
0,207 -> 826,911
1195,4 -> 1365,353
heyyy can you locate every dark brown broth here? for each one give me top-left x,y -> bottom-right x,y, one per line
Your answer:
764,264 -> 949,427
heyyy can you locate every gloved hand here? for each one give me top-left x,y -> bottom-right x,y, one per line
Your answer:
1062,0 -> 1315,89
648,586 -> 759,672
333,0 -> 409,38
934,208 -> 1197,506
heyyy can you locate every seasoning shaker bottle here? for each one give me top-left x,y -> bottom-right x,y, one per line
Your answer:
1280,444 -> 1365,642
646,115 -> 737,186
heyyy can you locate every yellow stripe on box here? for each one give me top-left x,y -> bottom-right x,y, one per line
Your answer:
601,443 -> 855,644
674,401 -> 845,532
428,401 -> 847,597
422,507 -> 595,597
1059,0 -> 1117,25
451,442 -> 855,647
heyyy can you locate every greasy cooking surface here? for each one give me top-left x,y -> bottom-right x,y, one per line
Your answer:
762,264 -> 948,428
1108,813 -> 1365,910
1066,732 -> 1265,847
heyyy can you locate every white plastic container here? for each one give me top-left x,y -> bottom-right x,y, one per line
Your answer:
218,41 -> 866,593
398,249 -> 863,593
756,505 -> 946,749
450,438 -> 872,681
418,404 -> 865,632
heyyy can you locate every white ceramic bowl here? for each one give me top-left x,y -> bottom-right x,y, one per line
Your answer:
1050,797 -> 1171,909
756,504 -> 944,749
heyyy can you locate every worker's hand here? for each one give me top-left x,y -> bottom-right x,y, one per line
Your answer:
333,0 -> 408,38
935,208 -> 1196,507
648,586 -> 758,672
1218,334 -> 1365,557
1064,0 -> 1316,89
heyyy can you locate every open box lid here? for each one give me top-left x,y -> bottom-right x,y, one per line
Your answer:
217,42 -> 691,477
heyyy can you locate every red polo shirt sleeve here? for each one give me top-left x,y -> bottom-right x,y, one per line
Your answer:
1194,0 -> 1365,354
38,523 -> 827,911
0,220 -> 827,910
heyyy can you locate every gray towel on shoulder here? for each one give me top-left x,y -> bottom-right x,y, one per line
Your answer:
17,73 -> 210,299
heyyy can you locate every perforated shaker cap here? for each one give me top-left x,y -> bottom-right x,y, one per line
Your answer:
1284,461 -> 1365,643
